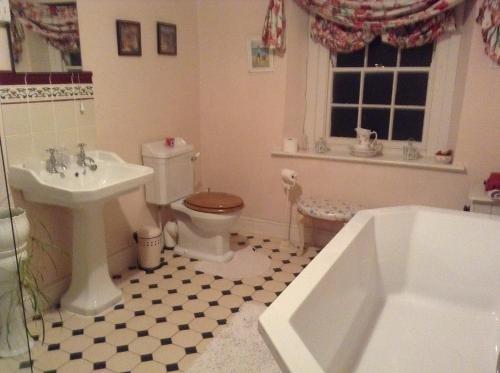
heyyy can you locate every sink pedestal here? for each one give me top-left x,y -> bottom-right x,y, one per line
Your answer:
61,203 -> 122,315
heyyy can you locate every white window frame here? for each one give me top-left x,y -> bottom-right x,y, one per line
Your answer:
304,10 -> 464,156
328,46 -> 433,147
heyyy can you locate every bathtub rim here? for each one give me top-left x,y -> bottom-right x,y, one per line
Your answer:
258,205 -> 500,372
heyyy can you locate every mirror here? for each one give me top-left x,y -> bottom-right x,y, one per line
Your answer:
7,0 -> 82,73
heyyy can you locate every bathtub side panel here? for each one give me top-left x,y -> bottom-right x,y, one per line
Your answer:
290,218 -> 384,373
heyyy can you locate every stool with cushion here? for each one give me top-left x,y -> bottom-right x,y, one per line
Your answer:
296,197 -> 361,255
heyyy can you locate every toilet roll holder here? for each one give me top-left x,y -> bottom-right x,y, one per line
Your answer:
280,169 -> 299,252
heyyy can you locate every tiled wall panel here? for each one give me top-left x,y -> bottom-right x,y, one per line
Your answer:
0,83 -> 96,165
0,75 -> 96,293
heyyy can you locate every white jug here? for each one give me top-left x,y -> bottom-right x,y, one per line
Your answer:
355,128 -> 378,149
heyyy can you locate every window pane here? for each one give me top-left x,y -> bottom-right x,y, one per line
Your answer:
332,73 -> 360,104
396,73 -> 428,106
367,38 -> 397,67
363,73 -> 393,105
336,49 -> 364,67
400,43 -> 433,67
361,108 -> 390,139
393,109 -> 425,141
330,107 -> 358,138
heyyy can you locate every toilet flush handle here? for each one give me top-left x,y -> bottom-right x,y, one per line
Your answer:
191,152 -> 200,161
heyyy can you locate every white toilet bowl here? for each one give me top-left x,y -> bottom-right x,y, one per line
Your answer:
171,198 -> 242,262
0,208 -> 30,252
0,207 -> 32,357
0,245 -> 32,358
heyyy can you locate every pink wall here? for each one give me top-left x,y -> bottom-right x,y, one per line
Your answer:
78,0 -> 201,256
5,0 -> 499,293
453,2 -> 500,182
199,0 -> 500,225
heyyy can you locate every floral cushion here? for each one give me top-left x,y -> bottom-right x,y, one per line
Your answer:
297,197 -> 361,221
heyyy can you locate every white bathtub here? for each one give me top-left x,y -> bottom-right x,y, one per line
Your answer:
259,206 -> 500,373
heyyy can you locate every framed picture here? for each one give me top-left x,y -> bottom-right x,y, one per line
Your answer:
157,22 -> 177,56
247,38 -> 273,72
116,20 -> 141,56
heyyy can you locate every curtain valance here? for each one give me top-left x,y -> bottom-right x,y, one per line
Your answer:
294,0 -> 464,31
263,0 -> 500,64
476,0 -> 500,64
9,0 -> 79,64
262,0 -> 466,53
262,0 -> 464,54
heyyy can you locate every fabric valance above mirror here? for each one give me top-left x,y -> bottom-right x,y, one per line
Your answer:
9,0 -> 81,72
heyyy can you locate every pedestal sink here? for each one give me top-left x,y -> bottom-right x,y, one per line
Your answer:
9,151 -> 154,315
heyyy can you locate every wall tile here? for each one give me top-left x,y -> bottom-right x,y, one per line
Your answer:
57,128 -> 79,150
0,112 -> 9,209
50,85 -> 75,101
78,126 -> 97,150
54,101 -> 76,131
5,134 -> 33,165
32,130 -> 57,159
0,86 -> 28,104
1,99 -> 95,165
2,103 -> 31,136
30,102 -> 56,133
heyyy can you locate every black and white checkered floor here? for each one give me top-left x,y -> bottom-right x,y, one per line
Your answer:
4,234 -> 319,372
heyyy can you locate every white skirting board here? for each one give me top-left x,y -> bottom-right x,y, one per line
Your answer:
233,216 -> 336,248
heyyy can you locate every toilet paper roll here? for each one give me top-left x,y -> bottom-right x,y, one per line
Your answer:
283,137 -> 298,153
281,168 -> 298,190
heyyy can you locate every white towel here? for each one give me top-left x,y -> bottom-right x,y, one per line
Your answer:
487,189 -> 500,200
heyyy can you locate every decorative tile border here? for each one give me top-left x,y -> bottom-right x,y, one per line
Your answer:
0,71 -> 94,103
77,85 -> 94,99
0,84 -> 94,104
0,71 -> 92,85
48,85 -> 75,99
0,86 -> 27,101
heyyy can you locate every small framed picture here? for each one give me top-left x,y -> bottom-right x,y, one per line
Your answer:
157,22 -> 177,56
116,20 -> 142,56
248,38 -> 273,72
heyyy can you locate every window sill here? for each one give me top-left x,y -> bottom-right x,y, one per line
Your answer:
271,149 -> 466,173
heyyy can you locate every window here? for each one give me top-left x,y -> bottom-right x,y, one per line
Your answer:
330,38 -> 434,142
304,16 -> 464,157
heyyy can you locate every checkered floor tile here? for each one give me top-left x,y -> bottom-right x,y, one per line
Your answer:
3,234 -> 319,372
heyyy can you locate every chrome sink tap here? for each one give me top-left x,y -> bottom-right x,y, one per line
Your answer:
46,148 -> 66,177
76,143 -> 97,171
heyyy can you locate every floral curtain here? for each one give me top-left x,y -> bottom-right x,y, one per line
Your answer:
262,0 -> 464,53
477,0 -> 500,64
9,0 -> 79,64
295,0 -> 464,51
262,0 -> 286,53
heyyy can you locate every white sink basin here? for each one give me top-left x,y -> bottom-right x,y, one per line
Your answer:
9,150 -> 153,208
8,150 -> 154,315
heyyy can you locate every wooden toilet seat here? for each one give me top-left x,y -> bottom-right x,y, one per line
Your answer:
184,192 -> 244,214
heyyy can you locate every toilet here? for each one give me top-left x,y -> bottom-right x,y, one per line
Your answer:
142,140 -> 244,262
0,208 -> 32,357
